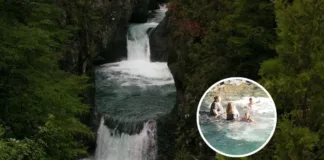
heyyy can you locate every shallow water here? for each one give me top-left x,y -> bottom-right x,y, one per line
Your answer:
199,96 -> 276,155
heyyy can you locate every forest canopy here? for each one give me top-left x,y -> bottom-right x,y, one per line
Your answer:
0,0 -> 95,159
167,0 -> 324,159
0,0 -> 323,159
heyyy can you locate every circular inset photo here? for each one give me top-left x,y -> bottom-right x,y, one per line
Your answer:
196,77 -> 277,157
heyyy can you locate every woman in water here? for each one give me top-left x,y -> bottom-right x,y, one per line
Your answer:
210,96 -> 224,117
226,102 -> 240,120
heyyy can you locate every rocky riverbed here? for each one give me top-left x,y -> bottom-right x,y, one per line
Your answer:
205,80 -> 268,102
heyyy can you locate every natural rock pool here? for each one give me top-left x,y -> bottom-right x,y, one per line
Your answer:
198,79 -> 276,156
93,5 -> 176,160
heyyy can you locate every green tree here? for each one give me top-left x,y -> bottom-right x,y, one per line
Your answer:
166,0 -> 276,159
0,0 -> 93,159
259,0 -> 324,159
58,0 -> 105,74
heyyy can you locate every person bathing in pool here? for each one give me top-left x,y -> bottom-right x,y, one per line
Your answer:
226,102 -> 240,120
210,96 -> 224,118
246,97 -> 261,109
240,112 -> 254,123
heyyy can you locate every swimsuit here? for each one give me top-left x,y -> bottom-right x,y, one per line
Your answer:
227,114 -> 234,120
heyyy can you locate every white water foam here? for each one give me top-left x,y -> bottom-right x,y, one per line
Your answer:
201,96 -> 275,142
127,23 -> 158,61
97,60 -> 174,87
230,97 -> 276,115
223,97 -> 275,142
148,4 -> 167,23
127,5 -> 167,61
95,118 -> 157,160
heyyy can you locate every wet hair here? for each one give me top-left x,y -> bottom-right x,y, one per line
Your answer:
226,102 -> 234,114
249,98 -> 252,101
214,96 -> 219,102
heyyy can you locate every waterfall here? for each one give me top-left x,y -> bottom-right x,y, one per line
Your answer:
93,5 -> 173,160
126,4 -> 167,61
95,118 -> 157,160
127,22 -> 158,61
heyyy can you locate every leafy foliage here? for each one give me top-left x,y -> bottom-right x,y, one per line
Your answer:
167,0 -> 324,159
0,0 -> 94,159
166,0 -> 276,158
57,0 -> 106,74
259,0 -> 324,159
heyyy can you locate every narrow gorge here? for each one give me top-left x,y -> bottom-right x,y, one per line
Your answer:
2,0 -> 322,160
91,5 -> 176,160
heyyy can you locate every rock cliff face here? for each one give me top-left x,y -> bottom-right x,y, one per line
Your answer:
98,0 -> 168,64
149,13 -> 171,62
130,0 -> 150,23
57,0 -> 134,72
148,12 -> 185,103
97,0 -> 170,64
94,0 -> 133,64
157,10 -> 216,160
60,0 -> 165,71
96,0 -> 165,64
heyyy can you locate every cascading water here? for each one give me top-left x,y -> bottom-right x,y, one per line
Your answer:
127,23 -> 155,61
94,5 -> 175,160
127,5 -> 167,61
95,118 -> 158,160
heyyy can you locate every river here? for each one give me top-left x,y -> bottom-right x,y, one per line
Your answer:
93,5 -> 176,160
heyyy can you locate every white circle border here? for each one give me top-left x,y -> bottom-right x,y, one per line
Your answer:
196,77 -> 277,158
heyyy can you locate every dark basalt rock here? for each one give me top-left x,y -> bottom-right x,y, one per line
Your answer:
59,0 -> 167,69
148,0 -> 159,10
157,0 -> 168,3
146,27 -> 154,35
95,0 -> 162,64
93,0 -> 133,64
130,0 -> 150,23
149,12 -> 171,62
129,0 -> 163,23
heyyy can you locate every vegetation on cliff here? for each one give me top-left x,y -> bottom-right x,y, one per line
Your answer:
1,0 -> 323,159
0,0 -> 100,159
166,0 -> 324,159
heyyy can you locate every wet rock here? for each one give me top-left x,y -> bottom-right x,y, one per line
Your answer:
149,13 -> 171,62
94,0 -> 133,64
157,0 -> 168,3
96,0 -> 160,63
148,0 -> 159,10
130,0 -> 150,23
146,27 -> 154,35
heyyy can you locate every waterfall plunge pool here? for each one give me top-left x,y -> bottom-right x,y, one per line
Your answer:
93,4 -> 176,160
